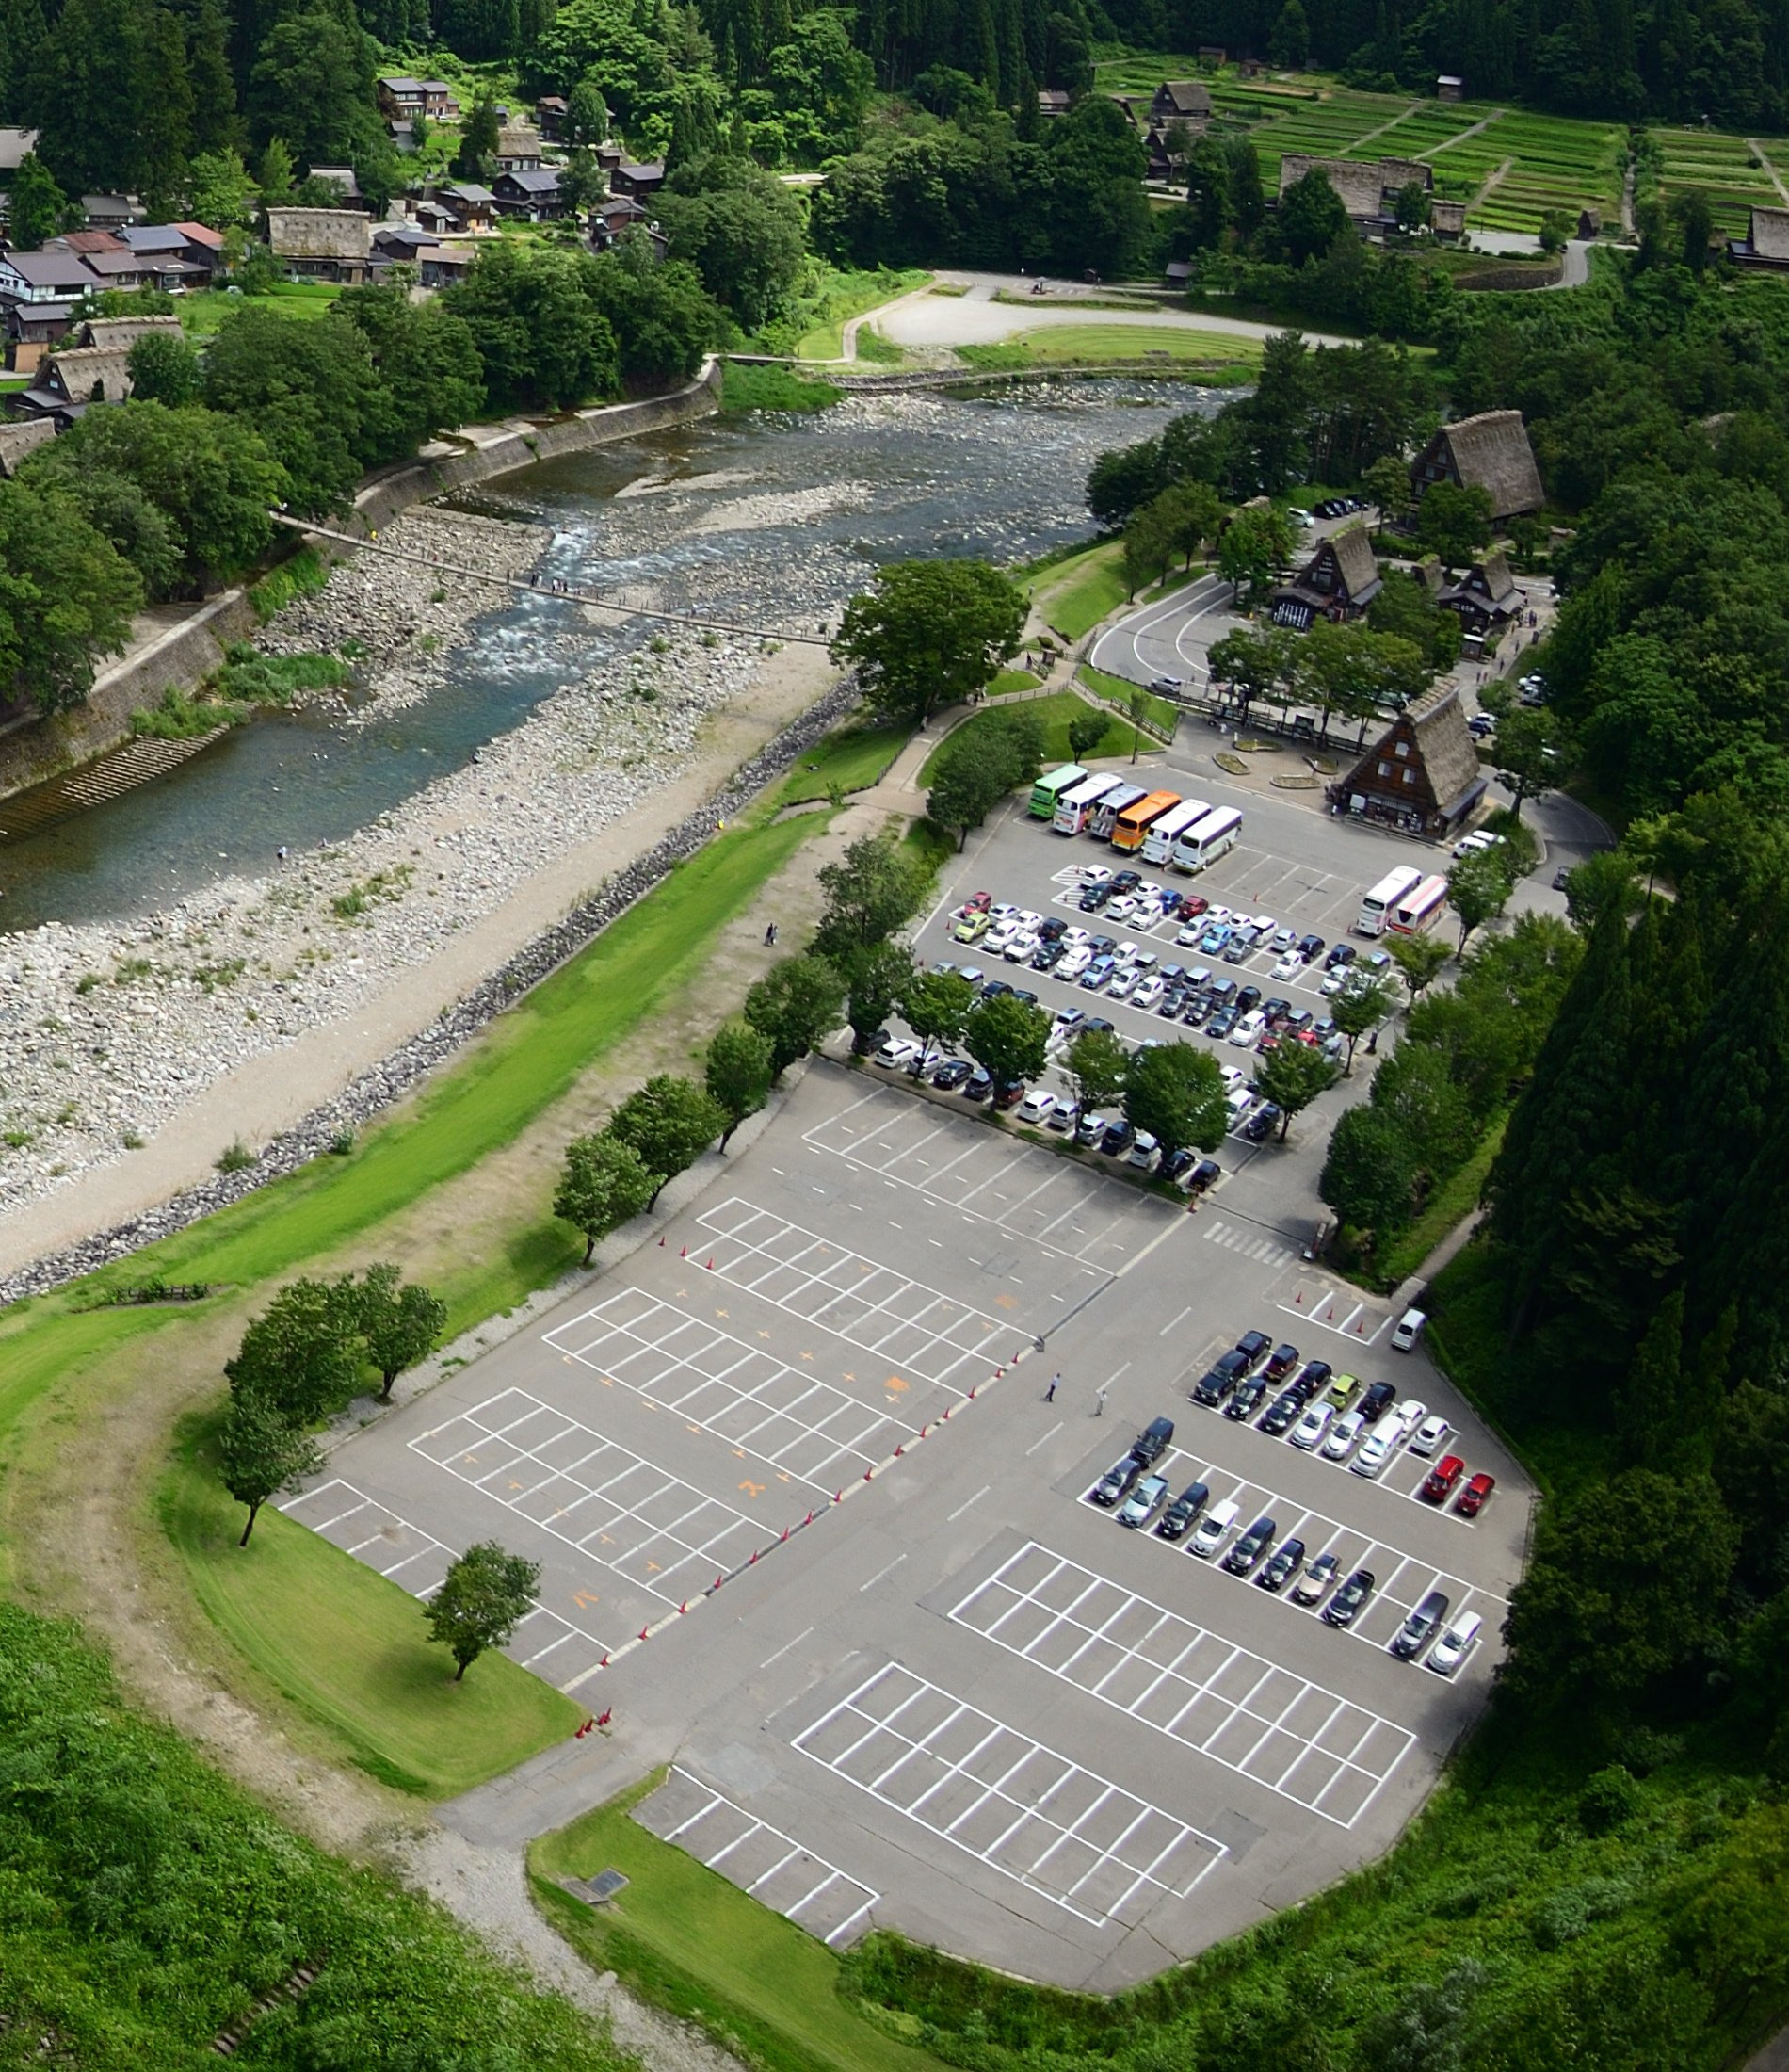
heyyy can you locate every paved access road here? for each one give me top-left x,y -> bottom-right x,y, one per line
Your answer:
1088,571 -> 1238,692
878,270 -> 1354,353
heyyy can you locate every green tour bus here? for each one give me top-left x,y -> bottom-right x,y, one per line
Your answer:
1029,763 -> 1088,819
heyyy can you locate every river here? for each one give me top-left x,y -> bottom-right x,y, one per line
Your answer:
0,380 -> 1215,933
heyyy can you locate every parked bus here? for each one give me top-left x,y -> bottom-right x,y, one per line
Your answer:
1170,805 -> 1243,873
1390,873 -> 1449,935
1089,782 -> 1148,840
1357,865 -> 1425,937
1141,797 -> 1211,866
1053,770 -> 1124,835
1029,762 -> 1087,819
1110,790 -> 1182,854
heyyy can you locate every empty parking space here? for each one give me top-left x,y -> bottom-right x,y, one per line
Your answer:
636,1767 -> 879,1947
803,1089 -> 1173,1272
793,1660 -> 1226,1926
410,1388 -> 771,1604
278,1477 -> 610,1688
1275,1281 -> 1394,1347
1077,1442 -> 1506,1654
950,1542 -> 1414,1827
545,1287 -> 930,1488
695,1198 -> 1023,1384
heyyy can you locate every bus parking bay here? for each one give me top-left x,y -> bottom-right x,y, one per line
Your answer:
320,1064 -> 1526,1990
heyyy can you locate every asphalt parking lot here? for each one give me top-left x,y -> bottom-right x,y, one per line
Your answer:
284,1057 -> 1528,1991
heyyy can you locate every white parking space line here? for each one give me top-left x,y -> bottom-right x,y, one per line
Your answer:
1277,1282 -> 1392,1347
278,1476 -> 608,1689
1091,1442 -> 1507,1648
545,1289 -> 923,1488
409,1387 -> 767,1607
694,1199 -> 1021,1386
637,1767 -> 881,1948
793,1660 -> 1226,1925
1202,1219 -> 1298,1269
950,1544 -> 1414,1829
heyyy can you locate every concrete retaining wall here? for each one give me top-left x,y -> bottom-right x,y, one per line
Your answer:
0,361 -> 725,807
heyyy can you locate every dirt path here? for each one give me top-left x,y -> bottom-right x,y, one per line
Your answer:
1472,155 -> 1516,213
1419,106 -> 1506,159
1749,138 -> 1789,204
1349,100 -> 1422,150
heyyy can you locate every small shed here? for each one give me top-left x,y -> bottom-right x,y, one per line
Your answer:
1436,73 -> 1463,100
1410,410 -> 1543,523
1331,687 -> 1485,837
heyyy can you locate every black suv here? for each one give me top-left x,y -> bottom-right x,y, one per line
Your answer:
1224,1372 -> 1269,1422
1193,1350 -> 1248,1406
1156,1480 -> 1210,1541
1359,1380 -> 1397,1424
1323,1568 -> 1377,1627
1234,1330 -> 1273,1368
1089,1456 -> 1142,1507
1131,1416 -> 1175,1467
1256,1537 -> 1307,1593
1222,1515 -> 1277,1576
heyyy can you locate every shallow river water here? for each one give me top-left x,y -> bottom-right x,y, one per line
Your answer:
0,380 -> 1215,932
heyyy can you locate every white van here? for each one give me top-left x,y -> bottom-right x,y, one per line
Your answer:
1427,1609 -> 1483,1676
1392,1308 -> 1427,1352
1350,1417 -> 1402,1478
1188,1497 -> 1239,1559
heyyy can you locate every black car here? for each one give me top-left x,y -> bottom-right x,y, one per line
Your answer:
1085,1016 -> 1118,1036
1225,1372 -> 1269,1421
1157,1480 -> 1210,1541
1113,870 -> 1142,893
1392,1590 -> 1450,1660
1101,1120 -> 1136,1157
1235,1330 -> 1273,1368
1010,988 -> 1039,1008
1207,1009 -> 1238,1039
1222,1514 -> 1277,1576
930,1058 -> 973,1091
1242,1103 -> 1281,1144
1181,996 -> 1212,1026
1089,935 -> 1119,959
1298,933 -> 1325,960
1185,1158 -> 1222,1193
961,1065 -> 994,1102
1031,941 -> 1064,971
1039,916 -> 1069,943
1080,884 -> 1113,911
1161,1146 -> 1197,1183
1193,1350 -> 1248,1406
1259,1388 -> 1303,1437
1256,1537 -> 1307,1593
1089,1455 -> 1142,1507
1131,1415 -> 1175,1466
1236,985 -> 1263,1017
1325,943 -> 1357,970
1365,1378 -> 1404,1422
1157,988 -> 1185,1018
1265,1343 -> 1300,1383
979,979 -> 1013,1002
1323,1568 -> 1377,1627
1294,1359 -> 1333,1400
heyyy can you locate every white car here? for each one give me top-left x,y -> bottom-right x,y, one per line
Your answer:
1205,905 -> 1233,925
1273,951 -> 1305,980
1005,934 -> 1040,963
1078,866 -> 1113,885
1453,830 -> 1504,858
1217,1064 -> 1246,1091
1351,1424 -> 1400,1478
872,1036 -> 920,1071
1249,915 -> 1277,935
1225,1084 -> 1253,1119
1176,921 -> 1206,947
1322,1409 -> 1367,1461
1060,926 -> 1090,950
1126,904 -> 1158,931
1016,1089 -> 1056,1125
1057,947 -> 1092,980
984,921 -> 1021,953
1015,910 -> 1042,933
1410,1413 -> 1451,1458
1291,1402 -> 1333,1450
1105,894 -> 1138,920
1126,1130 -> 1160,1171
1107,966 -> 1139,1001
989,901 -> 1020,923
1133,973 -> 1166,1011
1229,1010 -> 1266,1048
1394,1397 -> 1428,1437
1320,969 -> 1347,996
1271,927 -> 1297,953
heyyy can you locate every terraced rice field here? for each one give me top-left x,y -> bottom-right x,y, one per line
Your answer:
1653,127 -> 1785,236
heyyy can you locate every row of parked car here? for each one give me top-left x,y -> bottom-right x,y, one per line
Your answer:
1191,1329 -> 1495,1514
1086,1416 -> 1481,1672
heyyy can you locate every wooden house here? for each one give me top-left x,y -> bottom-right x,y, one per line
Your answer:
0,249 -> 100,304
1277,154 -> 1432,235
536,95 -> 568,140
1437,73 -> 1464,100
1330,686 -> 1486,837
1438,549 -> 1523,639
1410,409 -> 1543,524
492,169 -> 565,220
11,343 -> 135,420
1728,204 -> 1789,271
1270,522 -> 1382,628
1150,80 -> 1212,124
1037,89 -> 1071,117
266,206 -> 370,283
610,158 -> 666,199
4,299 -> 75,373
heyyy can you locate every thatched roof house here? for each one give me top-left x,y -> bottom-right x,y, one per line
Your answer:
11,344 -> 135,419
1410,410 -> 1543,523
79,314 -> 182,350
1729,204 -> 1789,271
1150,80 -> 1212,122
0,417 -> 56,475
266,206 -> 370,282
1271,522 -> 1382,628
1439,549 -> 1523,638
1278,154 -> 1432,227
1330,685 -> 1486,837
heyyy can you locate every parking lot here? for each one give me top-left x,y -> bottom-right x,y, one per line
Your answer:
285,1049 -> 1528,1990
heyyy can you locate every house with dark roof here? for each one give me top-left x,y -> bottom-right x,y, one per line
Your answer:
438,183 -> 497,231
11,343 -> 135,419
610,158 -> 666,198
1410,410 -> 1543,524
5,298 -> 75,374
1145,129 -> 1187,182
1330,686 -> 1486,837
51,230 -> 124,256
1037,88 -> 1071,117
0,250 -> 100,304
266,206 -> 370,282
1438,550 -> 1523,641
493,169 -> 565,219
589,194 -> 665,257
1728,204 -> 1789,270
81,194 -> 140,230
374,223 -> 436,263
378,75 -> 457,120
537,94 -> 568,140
417,245 -> 475,290
1270,523 -> 1382,629
1150,80 -> 1212,123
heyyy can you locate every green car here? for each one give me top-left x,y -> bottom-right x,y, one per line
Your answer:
1327,1371 -> 1362,1412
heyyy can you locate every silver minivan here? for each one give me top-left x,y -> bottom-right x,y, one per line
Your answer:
1188,1497 -> 1240,1559
1350,1416 -> 1402,1478
1427,1608 -> 1483,1675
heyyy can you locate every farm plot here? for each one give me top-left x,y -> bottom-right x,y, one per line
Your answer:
1206,80 -> 1409,186
1463,112 -> 1623,232
1653,128 -> 1785,236
1346,105 -> 1485,161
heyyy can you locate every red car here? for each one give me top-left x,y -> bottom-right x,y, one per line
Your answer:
958,890 -> 991,915
1456,1470 -> 1496,1517
1180,894 -> 1209,917
1421,1455 -> 1465,1504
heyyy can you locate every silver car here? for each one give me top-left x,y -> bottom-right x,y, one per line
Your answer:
1118,1472 -> 1169,1528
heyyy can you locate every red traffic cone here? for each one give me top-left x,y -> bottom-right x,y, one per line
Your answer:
596,1707 -> 612,1727
639,1627 -> 650,1641
706,1257 -> 715,1270
680,1243 -> 687,1258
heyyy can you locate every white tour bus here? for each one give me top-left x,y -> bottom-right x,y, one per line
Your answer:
1052,770 -> 1123,835
1357,865 -> 1425,937
1141,797 -> 1211,866
1170,805 -> 1243,873
1390,873 -> 1449,935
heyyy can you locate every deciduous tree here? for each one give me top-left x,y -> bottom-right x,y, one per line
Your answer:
427,1541 -> 541,1680
1122,1039 -> 1227,1157
1387,931 -> 1451,996
352,1263 -> 447,1400
1251,1039 -> 1340,1140
554,1130 -> 657,1261
963,992 -> 1049,1089
902,967 -> 975,1068
1065,1025 -> 1128,1112
844,939 -> 916,1053
223,1276 -> 362,1424
606,1076 -> 726,1206
1413,480 -> 1493,566
1330,969 -> 1399,1071
1446,845 -> 1513,951
704,1021 -> 775,1146
745,953 -> 846,1075
218,1392 -> 324,1547
831,558 -> 1025,727
1318,1102 -> 1417,1238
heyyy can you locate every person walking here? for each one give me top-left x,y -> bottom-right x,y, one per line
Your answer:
1094,1383 -> 1108,1416
1045,1373 -> 1059,1402
764,922 -> 778,947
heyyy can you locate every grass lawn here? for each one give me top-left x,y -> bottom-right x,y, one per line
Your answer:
959,324 -> 1264,374
988,666 -> 1041,695
794,267 -> 931,361
1077,665 -> 1176,738
179,283 -> 344,334
722,362 -> 842,413
1369,1111 -> 1507,1291
1028,540 -> 1128,642
532,1775 -> 948,2072
159,1418 -> 579,1795
769,718 -> 911,806
917,691 -> 1132,785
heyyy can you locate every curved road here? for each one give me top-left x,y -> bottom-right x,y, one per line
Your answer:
1087,571 -> 1238,691
878,270 -> 1353,352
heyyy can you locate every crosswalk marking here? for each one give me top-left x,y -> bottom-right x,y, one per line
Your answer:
1202,1218 -> 1296,1269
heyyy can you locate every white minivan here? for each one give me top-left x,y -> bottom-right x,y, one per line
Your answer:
1427,1608 -> 1483,1676
1350,1416 -> 1402,1478
1392,1307 -> 1427,1352
1188,1497 -> 1240,1559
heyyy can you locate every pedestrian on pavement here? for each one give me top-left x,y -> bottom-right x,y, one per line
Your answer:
1046,1373 -> 1059,1402
764,922 -> 778,947
1094,1384 -> 1108,1416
